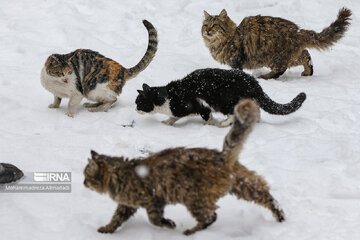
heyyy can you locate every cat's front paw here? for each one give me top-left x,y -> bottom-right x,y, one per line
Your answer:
48,104 -> 60,108
66,112 -> 74,118
98,225 -> 116,234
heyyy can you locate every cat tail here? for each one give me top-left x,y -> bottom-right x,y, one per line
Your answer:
222,99 -> 259,168
256,92 -> 306,115
124,20 -> 158,80
302,7 -> 351,50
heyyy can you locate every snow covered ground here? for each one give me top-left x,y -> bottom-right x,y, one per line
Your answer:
0,0 -> 359,239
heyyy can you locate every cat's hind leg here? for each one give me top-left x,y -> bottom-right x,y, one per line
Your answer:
48,96 -> 62,108
230,163 -> 285,222
259,54 -> 290,79
184,200 -> 217,235
289,49 -> 313,76
146,198 -> 176,229
98,204 -> 137,233
259,67 -> 287,80
88,98 -> 117,112
83,102 -> 103,108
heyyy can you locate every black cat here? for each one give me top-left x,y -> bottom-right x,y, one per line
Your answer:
136,68 -> 306,127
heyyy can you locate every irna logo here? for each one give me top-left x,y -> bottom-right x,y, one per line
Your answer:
33,172 -> 71,182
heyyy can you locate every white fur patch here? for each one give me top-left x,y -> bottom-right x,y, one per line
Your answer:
40,67 -> 79,98
150,99 -> 174,117
87,82 -> 117,103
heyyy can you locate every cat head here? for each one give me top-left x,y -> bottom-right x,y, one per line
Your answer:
83,150 -> 114,194
45,54 -> 73,78
135,83 -> 167,114
202,9 -> 237,43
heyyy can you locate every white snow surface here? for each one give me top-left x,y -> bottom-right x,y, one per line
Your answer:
0,0 -> 359,239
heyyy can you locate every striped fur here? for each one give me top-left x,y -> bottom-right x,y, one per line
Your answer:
202,8 -> 351,79
41,20 -> 158,117
83,100 -> 285,235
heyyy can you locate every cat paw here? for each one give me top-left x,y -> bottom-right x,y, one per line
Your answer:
48,104 -> 59,108
161,218 -> 176,229
98,225 -> 116,234
183,229 -> 196,235
66,112 -> 74,118
258,74 -> 270,80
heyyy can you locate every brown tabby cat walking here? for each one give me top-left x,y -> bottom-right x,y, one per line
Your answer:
84,99 -> 285,235
41,20 -> 158,117
202,8 -> 351,79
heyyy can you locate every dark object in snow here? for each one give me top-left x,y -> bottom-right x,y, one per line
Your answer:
135,68 -> 306,127
121,120 -> 135,128
0,163 -> 24,184
84,100 -> 285,235
202,8 -> 352,79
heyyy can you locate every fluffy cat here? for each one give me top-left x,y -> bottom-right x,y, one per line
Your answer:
41,20 -> 158,117
202,8 -> 351,79
84,99 -> 285,235
135,68 -> 306,127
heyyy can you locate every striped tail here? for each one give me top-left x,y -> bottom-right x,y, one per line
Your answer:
124,20 -> 158,80
302,7 -> 351,50
222,99 -> 259,168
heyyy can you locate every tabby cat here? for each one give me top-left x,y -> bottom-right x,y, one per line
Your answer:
84,99 -> 285,235
202,8 -> 351,79
135,68 -> 306,127
41,20 -> 158,117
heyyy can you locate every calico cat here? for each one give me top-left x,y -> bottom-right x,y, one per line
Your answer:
135,68 -> 306,127
84,99 -> 285,235
202,8 -> 351,79
41,20 -> 158,117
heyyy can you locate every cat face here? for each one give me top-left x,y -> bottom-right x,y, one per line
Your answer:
45,54 -> 73,78
202,9 -> 235,42
135,84 -> 166,114
83,151 -> 111,194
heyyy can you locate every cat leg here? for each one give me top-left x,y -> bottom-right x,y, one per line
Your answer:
88,99 -> 117,112
289,49 -> 313,76
161,117 -> 179,126
66,94 -> 83,117
48,96 -> 62,108
98,204 -> 137,233
146,198 -> 176,229
259,67 -> 287,80
217,115 -> 235,128
184,201 -> 217,235
83,102 -> 103,108
230,163 -> 285,222
259,54 -> 290,79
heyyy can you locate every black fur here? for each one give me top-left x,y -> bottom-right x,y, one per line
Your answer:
135,68 -> 306,122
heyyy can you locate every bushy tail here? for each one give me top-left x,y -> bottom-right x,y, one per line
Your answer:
302,7 -> 351,50
124,20 -> 158,80
256,92 -> 306,115
222,99 -> 259,168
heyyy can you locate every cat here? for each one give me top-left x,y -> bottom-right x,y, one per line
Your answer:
135,68 -> 306,127
41,20 -> 158,117
202,8 -> 351,79
84,99 -> 285,235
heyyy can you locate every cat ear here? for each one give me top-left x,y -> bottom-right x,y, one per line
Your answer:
204,10 -> 211,19
142,83 -> 151,92
90,150 -> 100,160
137,89 -> 145,96
219,9 -> 227,19
88,158 -> 99,171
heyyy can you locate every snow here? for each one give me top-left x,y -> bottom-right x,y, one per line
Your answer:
0,0 -> 359,239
